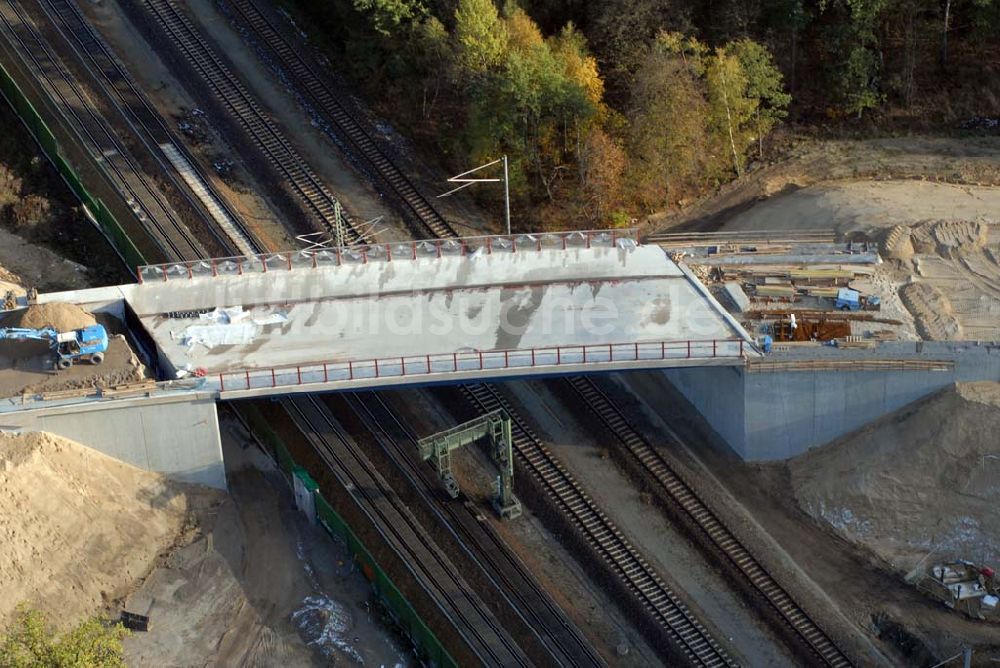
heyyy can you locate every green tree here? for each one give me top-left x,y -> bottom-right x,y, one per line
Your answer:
353,0 -> 426,36
730,38 -> 790,158
820,0 -> 887,116
705,46 -> 756,176
0,604 -> 130,668
407,16 -> 452,119
454,0 -> 508,74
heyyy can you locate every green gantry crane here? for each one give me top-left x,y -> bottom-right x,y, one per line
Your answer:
417,409 -> 522,520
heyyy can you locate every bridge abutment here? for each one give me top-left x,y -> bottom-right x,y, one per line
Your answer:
0,393 -> 225,489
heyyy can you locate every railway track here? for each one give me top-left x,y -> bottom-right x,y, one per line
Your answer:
221,0 -> 459,240
140,0 -> 368,244
565,375 -> 854,668
346,391 -> 605,668
460,382 -> 737,667
37,2 -> 852,664
0,0 -> 205,261
282,395 -> 530,667
34,0 -> 259,256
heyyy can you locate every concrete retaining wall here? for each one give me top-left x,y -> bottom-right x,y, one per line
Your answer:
0,395 -> 225,488
666,341 -> 1000,460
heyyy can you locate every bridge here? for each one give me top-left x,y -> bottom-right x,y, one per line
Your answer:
0,231 -> 755,487
21,231 -> 756,401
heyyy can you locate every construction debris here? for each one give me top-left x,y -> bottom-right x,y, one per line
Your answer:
912,561 -> 999,621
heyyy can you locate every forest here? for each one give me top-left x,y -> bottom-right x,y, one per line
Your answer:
288,0 -> 1000,228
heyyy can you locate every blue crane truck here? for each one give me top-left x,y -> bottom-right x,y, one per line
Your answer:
0,324 -> 109,369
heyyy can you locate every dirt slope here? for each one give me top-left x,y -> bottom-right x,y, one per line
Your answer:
790,382 -> 1000,572
0,431 -> 213,630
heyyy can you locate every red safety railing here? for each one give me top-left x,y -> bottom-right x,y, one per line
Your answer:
212,338 -> 748,394
137,229 -> 638,283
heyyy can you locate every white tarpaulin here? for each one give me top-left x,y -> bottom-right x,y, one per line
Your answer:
172,306 -> 288,350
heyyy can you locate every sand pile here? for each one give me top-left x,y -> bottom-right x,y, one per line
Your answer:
0,302 -> 96,331
790,382 -> 1000,571
0,431 -> 194,630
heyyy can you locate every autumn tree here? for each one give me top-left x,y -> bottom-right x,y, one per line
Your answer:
579,127 -> 627,222
627,33 -> 717,209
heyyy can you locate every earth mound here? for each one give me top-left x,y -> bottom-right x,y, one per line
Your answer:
0,302 -> 96,331
790,382 -> 1000,571
0,431 -> 202,629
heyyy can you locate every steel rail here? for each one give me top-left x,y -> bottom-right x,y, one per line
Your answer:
221,0 -> 459,240
0,0 -> 204,260
282,395 -> 530,667
565,375 -> 853,668
140,0 -> 368,244
346,391 -> 606,668
38,0 -> 262,255
460,382 -> 737,668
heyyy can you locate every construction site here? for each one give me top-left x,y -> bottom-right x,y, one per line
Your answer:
0,0 -> 997,666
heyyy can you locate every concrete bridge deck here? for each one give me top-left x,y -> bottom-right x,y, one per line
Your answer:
15,231 -> 754,406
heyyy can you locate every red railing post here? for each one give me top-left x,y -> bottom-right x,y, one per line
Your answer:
504,350 -> 509,367
426,355 -> 431,374
297,366 -> 302,384
261,255 -> 268,273
162,268 -> 168,282
611,229 -> 617,247
453,352 -> 458,372
335,247 -> 342,266
411,241 -> 417,260
287,254 -> 292,270
386,244 -> 392,262
311,253 -> 317,269
586,232 -> 591,249
478,351 -> 483,370
323,363 -> 328,383
487,237 -> 492,254
349,360 -> 354,380
219,374 -> 224,391
361,247 -> 368,264
375,358 -> 380,377
536,237 -> 542,251
401,356 -> 406,375
561,235 -> 567,250
212,259 -> 218,276
237,258 -> 243,275
512,236 -> 517,252
436,240 -> 442,259
271,369 -> 276,387
740,340 -> 744,357
245,370 -> 250,389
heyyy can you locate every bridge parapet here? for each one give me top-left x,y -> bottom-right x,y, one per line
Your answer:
137,229 -> 638,283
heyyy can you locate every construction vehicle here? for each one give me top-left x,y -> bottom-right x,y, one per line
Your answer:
834,288 -> 881,312
0,324 -> 108,369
